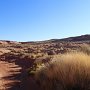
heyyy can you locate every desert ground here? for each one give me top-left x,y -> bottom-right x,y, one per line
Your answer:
0,35 -> 90,90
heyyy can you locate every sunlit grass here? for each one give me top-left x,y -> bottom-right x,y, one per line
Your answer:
35,52 -> 90,90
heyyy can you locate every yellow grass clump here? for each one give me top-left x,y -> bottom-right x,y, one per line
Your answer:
35,52 -> 90,90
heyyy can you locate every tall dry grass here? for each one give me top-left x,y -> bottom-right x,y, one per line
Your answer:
80,44 -> 90,55
35,52 -> 90,90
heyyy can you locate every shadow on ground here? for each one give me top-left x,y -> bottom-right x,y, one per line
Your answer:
0,53 -> 39,90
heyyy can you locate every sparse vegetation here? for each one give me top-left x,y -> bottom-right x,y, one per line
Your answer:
0,35 -> 90,90
35,52 -> 90,90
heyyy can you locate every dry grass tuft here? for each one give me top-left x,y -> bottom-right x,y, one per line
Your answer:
35,52 -> 90,90
80,44 -> 90,55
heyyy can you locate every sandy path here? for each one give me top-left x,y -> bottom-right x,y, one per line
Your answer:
0,61 -> 22,90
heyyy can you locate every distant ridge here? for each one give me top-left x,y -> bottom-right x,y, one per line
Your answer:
60,34 -> 90,41
47,34 -> 90,43
0,34 -> 90,44
20,34 -> 90,43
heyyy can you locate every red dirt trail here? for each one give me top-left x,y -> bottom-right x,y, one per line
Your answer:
0,61 -> 21,90
0,61 -> 39,90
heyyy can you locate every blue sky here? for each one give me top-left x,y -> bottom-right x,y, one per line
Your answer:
0,0 -> 90,41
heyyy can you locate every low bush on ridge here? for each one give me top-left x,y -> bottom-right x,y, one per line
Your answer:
35,52 -> 90,90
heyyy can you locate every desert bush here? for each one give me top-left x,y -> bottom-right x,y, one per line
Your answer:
28,55 -> 52,76
80,44 -> 90,55
35,52 -> 90,90
47,50 -> 56,55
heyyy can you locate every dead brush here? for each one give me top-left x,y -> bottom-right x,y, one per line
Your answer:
35,52 -> 90,90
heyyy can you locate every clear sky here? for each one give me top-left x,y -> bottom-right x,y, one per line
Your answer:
0,0 -> 90,41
